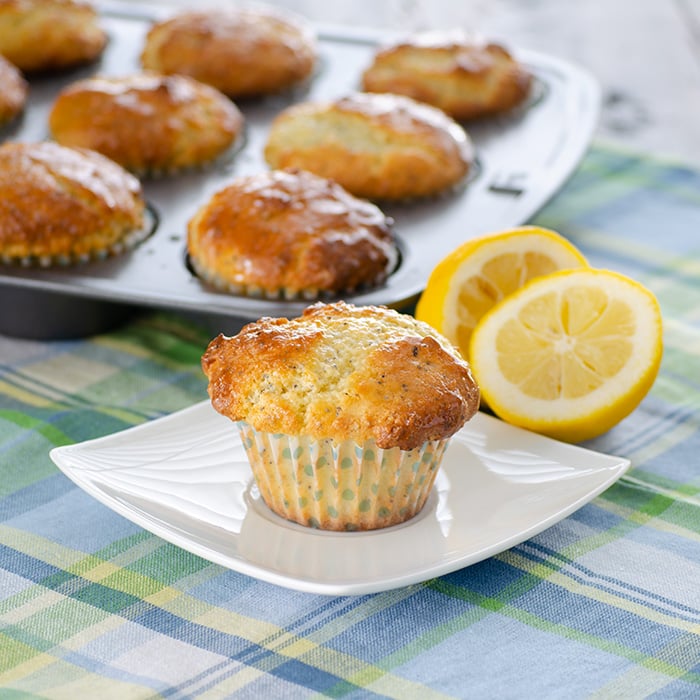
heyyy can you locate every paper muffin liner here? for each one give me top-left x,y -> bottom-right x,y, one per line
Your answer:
370,153 -> 482,207
133,129 -> 247,180
460,74 -> 548,128
237,421 -> 450,531
188,251 -> 397,302
0,203 -> 158,268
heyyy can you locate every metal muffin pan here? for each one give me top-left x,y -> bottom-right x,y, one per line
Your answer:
0,1 -> 600,339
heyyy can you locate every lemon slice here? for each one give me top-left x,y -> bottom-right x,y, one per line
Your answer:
469,268 -> 663,443
415,226 -> 588,361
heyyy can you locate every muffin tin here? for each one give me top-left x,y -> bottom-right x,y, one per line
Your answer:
0,1 -> 600,339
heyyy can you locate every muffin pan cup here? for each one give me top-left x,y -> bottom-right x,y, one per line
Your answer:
0,1 -> 600,339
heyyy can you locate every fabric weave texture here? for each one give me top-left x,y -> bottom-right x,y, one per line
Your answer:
1,145 -> 699,698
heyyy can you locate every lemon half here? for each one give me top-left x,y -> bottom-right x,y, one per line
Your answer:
415,226 -> 588,362
469,268 -> 663,443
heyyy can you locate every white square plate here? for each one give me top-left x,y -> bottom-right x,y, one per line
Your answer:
50,402 -> 629,595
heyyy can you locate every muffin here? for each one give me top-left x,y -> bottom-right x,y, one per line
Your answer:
361,31 -> 533,121
202,301 -> 480,531
187,168 -> 398,299
0,55 -> 27,127
0,0 -> 107,74
0,141 -> 147,265
48,72 -> 244,176
264,92 -> 474,201
140,6 -> 317,98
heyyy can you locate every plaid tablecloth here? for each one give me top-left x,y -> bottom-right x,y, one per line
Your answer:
1,145 -> 699,698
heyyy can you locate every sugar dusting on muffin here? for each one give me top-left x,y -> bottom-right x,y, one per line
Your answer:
264,92 -> 474,201
49,72 -> 244,176
362,30 -> 533,121
0,0 -> 107,74
141,6 -> 317,98
187,168 -> 398,300
0,141 -> 147,265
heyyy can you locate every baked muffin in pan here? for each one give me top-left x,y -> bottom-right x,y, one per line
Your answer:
361,31 -> 533,121
187,168 -> 399,300
140,6 -> 317,99
0,141 -> 149,266
0,0 -> 107,74
264,92 -> 474,201
48,72 -> 244,176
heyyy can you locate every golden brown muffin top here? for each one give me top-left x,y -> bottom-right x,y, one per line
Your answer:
187,168 -> 397,297
273,91 -> 472,166
48,72 -> 244,174
0,141 -> 145,261
140,7 -> 317,97
0,54 -> 27,126
202,301 -> 480,450
0,0 -> 106,73
264,92 -> 474,200
362,31 -> 533,120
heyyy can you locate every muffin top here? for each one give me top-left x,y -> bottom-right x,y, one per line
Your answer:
140,6 -> 317,98
187,168 -> 398,298
0,54 -> 27,126
0,141 -> 145,262
48,72 -> 244,175
0,0 -> 107,73
202,301 -> 480,450
361,31 -> 533,121
264,92 -> 474,200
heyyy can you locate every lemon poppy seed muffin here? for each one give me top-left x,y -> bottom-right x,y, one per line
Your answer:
140,6 -> 317,98
361,31 -> 533,121
49,72 -> 244,176
0,0 -> 107,73
0,55 -> 27,126
264,92 -> 474,201
0,141 -> 146,264
187,168 -> 398,299
202,301 -> 480,530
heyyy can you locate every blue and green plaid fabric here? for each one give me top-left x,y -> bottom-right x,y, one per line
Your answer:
1,145 -> 699,698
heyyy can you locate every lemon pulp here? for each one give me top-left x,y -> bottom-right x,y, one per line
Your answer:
469,268 -> 663,442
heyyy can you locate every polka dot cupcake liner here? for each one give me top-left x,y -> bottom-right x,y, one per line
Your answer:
237,421 -> 450,531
